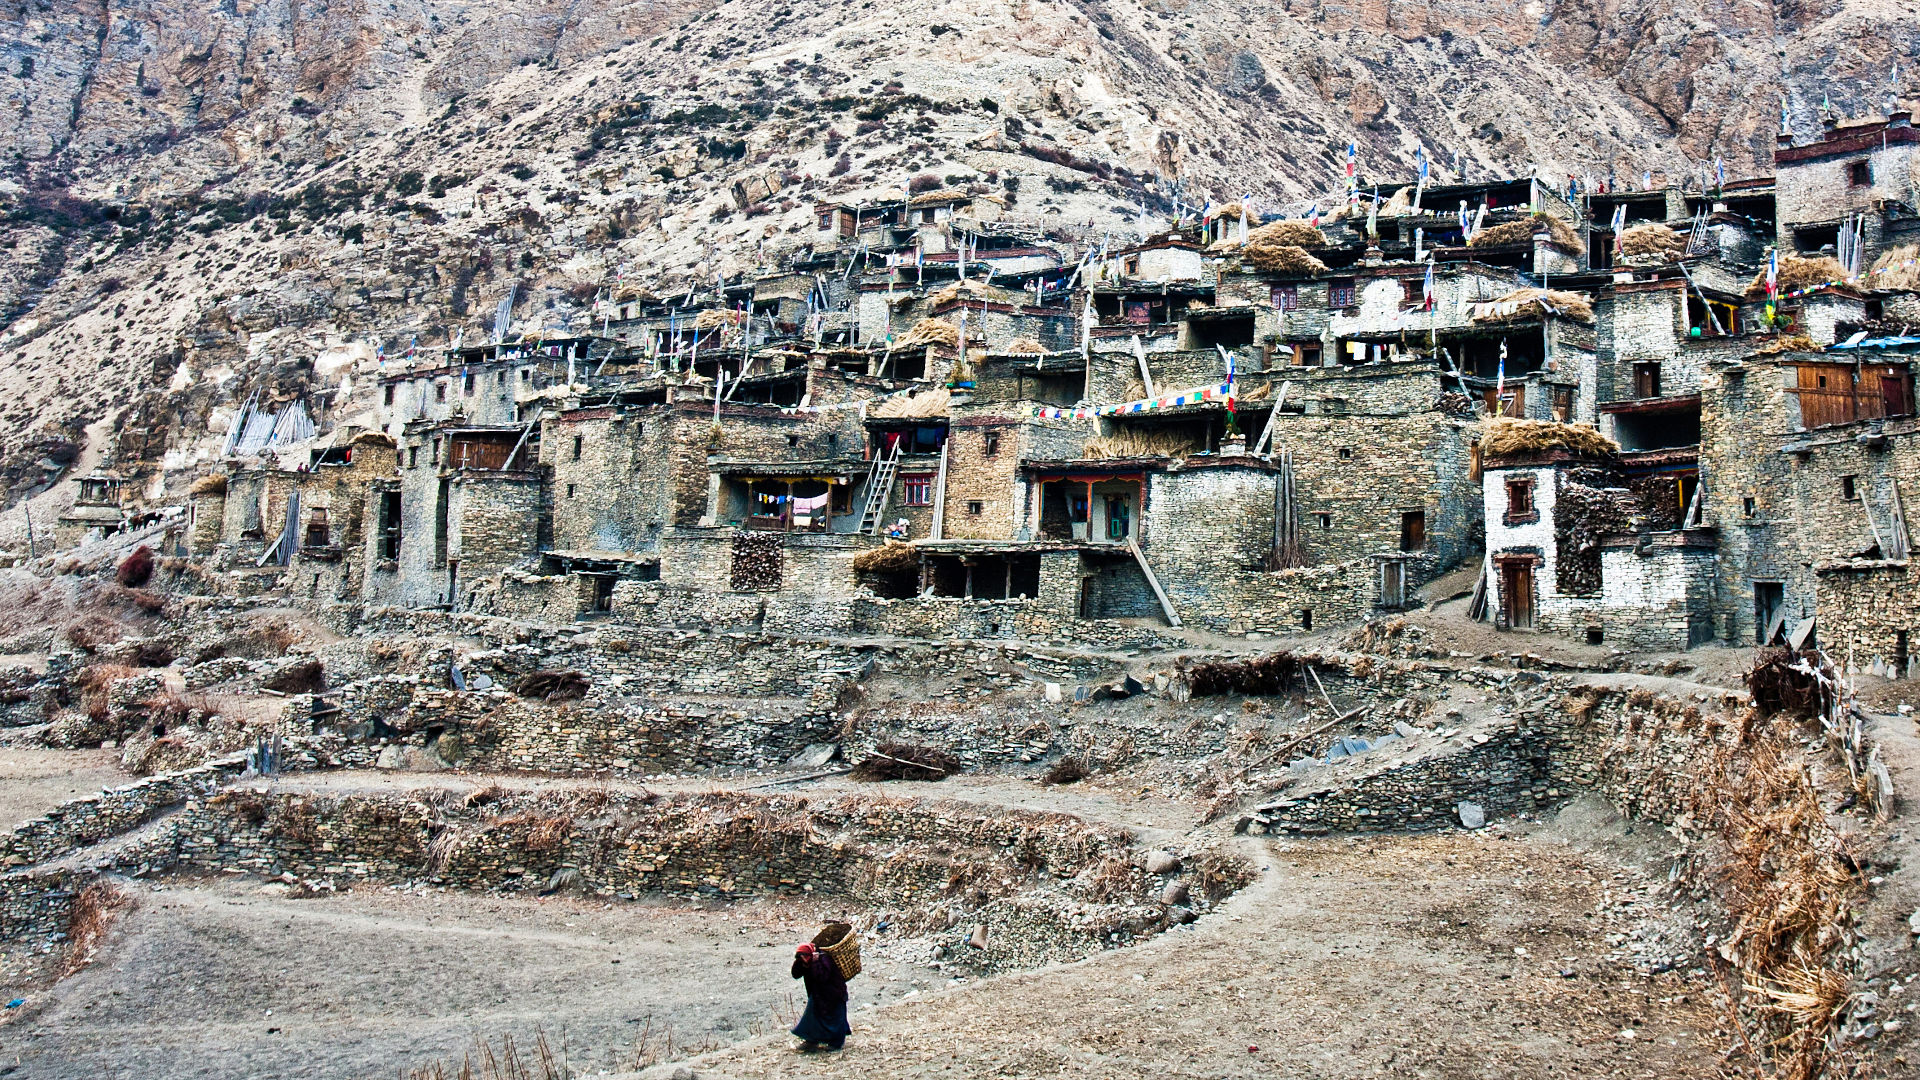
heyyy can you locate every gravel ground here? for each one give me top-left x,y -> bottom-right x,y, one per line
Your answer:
0,746 -> 129,829
1,820 -> 1724,1079
641,829 -> 1724,1080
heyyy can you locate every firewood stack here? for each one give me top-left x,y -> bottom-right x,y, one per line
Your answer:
729,531 -> 784,592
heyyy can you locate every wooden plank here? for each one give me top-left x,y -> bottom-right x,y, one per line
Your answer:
1126,537 -> 1182,628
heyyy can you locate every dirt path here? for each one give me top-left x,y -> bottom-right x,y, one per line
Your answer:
1,878 -> 938,1079
642,832 -> 1722,1080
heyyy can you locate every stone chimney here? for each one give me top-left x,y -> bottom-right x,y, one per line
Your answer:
1891,109 -> 1913,129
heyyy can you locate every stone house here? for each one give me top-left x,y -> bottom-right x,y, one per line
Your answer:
1775,110 -> 1920,266
1480,434 -> 1715,650
1699,344 -> 1917,659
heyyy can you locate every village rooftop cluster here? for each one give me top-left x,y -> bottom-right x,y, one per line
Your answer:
55,108 -> 1920,676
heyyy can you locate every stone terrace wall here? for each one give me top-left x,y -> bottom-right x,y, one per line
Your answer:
1251,675 -> 1750,835
0,754 -> 251,867
155,787 -> 1233,967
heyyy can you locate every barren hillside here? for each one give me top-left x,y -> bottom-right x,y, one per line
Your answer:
2,0 -> 1918,537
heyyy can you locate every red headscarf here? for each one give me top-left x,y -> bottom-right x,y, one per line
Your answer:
796,943 -> 818,958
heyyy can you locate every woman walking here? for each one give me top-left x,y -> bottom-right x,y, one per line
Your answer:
790,941 -> 850,1051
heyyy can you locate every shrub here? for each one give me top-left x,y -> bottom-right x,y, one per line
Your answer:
116,545 -> 154,587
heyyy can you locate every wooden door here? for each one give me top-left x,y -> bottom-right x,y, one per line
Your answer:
1501,561 -> 1534,630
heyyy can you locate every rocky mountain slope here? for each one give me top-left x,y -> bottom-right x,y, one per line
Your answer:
1,0 -> 1916,539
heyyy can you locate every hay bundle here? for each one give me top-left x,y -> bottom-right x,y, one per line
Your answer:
871,386 -> 949,418
1468,214 -> 1583,252
1005,337 -> 1047,354
1186,652 -> 1300,697
852,541 -> 919,575
898,318 -> 958,348
693,308 -> 741,330
1381,186 -> 1414,217
514,670 -> 590,701
1866,243 -> 1920,292
1213,201 -> 1258,223
1471,287 -> 1595,325
1750,333 -> 1820,356
850,740 -> 960,781
1478,418 -> 1617,459
1245,220 -> 1326,247
908,188 -> 969,206
1083,429 -> 1200,459
1746,255 -> 1848,298
1241,242 -> 1326,275
1618,223 -> 1686,260
929,280 -> 1017,306
189,474 -> 228,497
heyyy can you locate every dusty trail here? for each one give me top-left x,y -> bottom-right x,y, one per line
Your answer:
645,831 -> 1721,1080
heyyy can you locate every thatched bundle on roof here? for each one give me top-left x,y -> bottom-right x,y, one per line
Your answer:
1005,337 -> 1048,354
1866,243 -> 1920,292
1479,419 -> 1617,460
1469,214 -> 1583,252
189,474 -> 228,497
1746,255 -> 1849,298
1242,242 -> 1327,275
693,308 -> 742,330
351,431 -> 398,449
1083,429 -> 1199,459
929,280 -> 1017,306
1471,287 -> 1595,326
897,318 -> 958,347
872,386 -> 950,419
1750,333 -> 1821,356
1382,186 -> 1414,217
908,188 -> 970,206
852,541 -> 920,575
1246,220 -> 1327,247
1618,223 -> 1686,260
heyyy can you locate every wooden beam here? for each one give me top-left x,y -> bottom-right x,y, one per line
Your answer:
1126,536 -> 1181,628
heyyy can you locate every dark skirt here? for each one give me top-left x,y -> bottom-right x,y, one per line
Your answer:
792,994 -> 851,1047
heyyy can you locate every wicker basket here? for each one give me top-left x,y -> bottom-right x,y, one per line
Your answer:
812,922 -> 862,980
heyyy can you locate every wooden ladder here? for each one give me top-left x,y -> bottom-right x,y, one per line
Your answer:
859,444 -> 902,534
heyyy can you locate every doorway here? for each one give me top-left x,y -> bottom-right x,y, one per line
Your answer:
1754,582 -> 1785,645
1500,560 -> 1535,630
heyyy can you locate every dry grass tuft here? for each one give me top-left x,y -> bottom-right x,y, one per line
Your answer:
1244,220 -> 1326,247
1082,429 -> 1199,459
897,318 -> 958,348
1470,287 -> 1594,325
850,740 -> 961,781
400,1029 -> 574,1080
1866,242 -> 1920,292
1618,223 -> 1686,260
115,546 -> 155,587
1469,214 -> 1583,251
870,386 -> 950,419
64,880 -> 129,976
1043,755 -> 1090,784
1185,652 -> 1299,697
1746,255 -> 1848,298
1478,418 -> 1618,460
852,541 -> 919,576
1240,241 -> 1326,275
1749,333 -> 1821,356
